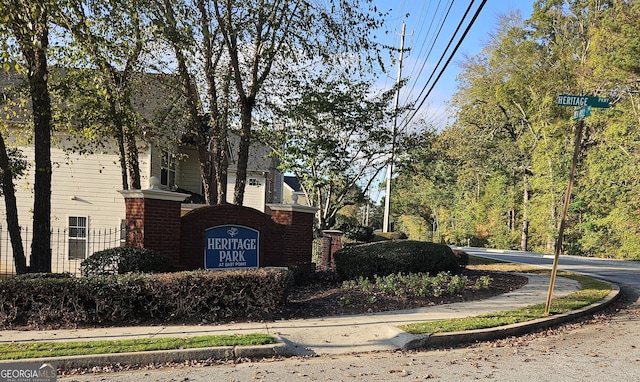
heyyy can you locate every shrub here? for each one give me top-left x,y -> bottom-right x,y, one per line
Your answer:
374,231 -> 408,241
338,223 -> 375,242
451,249 -> 469,268
14,272 -> 74,280
81,247 -> 175,276
333,240 -> 459,280
0,268 -> 293,329
341,271 -> 471,298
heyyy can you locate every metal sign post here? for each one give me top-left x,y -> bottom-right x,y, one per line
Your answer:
545,118 -> 583,315
546,94 -> 609,315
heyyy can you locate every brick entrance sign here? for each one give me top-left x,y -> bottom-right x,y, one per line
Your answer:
119,178 -> 318,273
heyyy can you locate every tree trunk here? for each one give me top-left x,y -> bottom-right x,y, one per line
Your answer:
197,0 -> 228,205
212,68 -> 232,205
0,135 -> 27,274
28,30 -> 53,273
196,131 -> 213,203
125,132 -> 141,189
163,0 -> 213,204
115,124 -> 129,190
210,131 -> 228,204
233,99 -> 253,206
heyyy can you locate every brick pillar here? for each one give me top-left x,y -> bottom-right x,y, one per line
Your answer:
118,177 -> 188,266
321,230 -> 343,270
268,203 -> 318,273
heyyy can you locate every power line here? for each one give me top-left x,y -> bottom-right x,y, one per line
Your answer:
400,0 -> 488,130
402,0 -> 455,109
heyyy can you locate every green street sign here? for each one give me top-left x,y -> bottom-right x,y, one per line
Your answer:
573,106 -> 591,120
557,94 -> 610,108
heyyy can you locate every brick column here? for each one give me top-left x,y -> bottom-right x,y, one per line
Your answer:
267,203 -> 318,273
118,177 -> 188,266
321,230 -> 343,270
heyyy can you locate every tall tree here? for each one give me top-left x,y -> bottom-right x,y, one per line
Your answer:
393,1 -> 624,256
151,0 -> 231,204
55,0 -> 151,190
0,0 -> 54,272
449,11 -> 542,250
269,76 -> 395,230
0,70 -> 29,274
572,0 -> 640,258
0,136 -> 28,274
212,0 -> 386,206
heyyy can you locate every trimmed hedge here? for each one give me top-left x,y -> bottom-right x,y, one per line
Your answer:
0,268 -> 293,329
373,231 -> 408,241
334,240 -> 459,280
338,223 -> 375,242
81,247 -> 175,276
452,249 -> 469,268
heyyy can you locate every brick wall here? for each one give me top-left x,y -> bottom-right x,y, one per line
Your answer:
123,197 -> 182,265
124,198 -> 144,248
180,204 -> 285,270
121,190 -> 317,273
271,209 -> 315,272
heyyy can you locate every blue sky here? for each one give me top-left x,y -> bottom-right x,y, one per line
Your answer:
366,0 -> 536,204
373,0 -> 536,130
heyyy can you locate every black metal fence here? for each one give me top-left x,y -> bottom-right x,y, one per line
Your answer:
0,226 -> 124,278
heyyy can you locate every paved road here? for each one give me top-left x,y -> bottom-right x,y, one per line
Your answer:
465,247 -> 640,290
59,249 -> 640,381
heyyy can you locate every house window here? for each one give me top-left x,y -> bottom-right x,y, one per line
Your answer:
248,178 -> 261,186
161,151 -> 176,188
68,216 -> 88,260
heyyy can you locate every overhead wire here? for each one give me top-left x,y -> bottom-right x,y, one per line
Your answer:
398,0 -> 478,130
399,0 -> 488,130
401,0 -> 455,110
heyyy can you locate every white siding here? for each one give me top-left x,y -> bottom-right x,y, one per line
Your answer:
226,172 -> 266,212
9,143 -> 150,231
0,138 -> 151,273
178,148 -> 203,194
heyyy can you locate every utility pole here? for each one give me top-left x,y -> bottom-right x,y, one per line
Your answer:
383,22 -> 405,233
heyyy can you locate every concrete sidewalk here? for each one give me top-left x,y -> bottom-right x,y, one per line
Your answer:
0,274 -> 620,369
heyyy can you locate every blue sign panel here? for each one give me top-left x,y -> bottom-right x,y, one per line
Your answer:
204,225 -> 260,270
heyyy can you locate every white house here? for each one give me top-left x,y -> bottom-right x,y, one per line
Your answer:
0,71 -> 284,275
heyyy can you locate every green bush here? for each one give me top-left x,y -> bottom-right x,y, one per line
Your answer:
14,272 -> 74,280
451,249 -> 469,268
373,231 -> 408,241
81,247 -> 175,276
333,240 -> 459,281
338,223 -> 375,242
0,268 -> 293,329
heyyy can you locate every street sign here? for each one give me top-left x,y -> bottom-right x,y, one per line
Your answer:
557,94 -> 610,108
573,106 -> 591,120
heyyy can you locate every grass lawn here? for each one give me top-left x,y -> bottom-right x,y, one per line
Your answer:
400,257 -> 612,334
0,333 -> 275,360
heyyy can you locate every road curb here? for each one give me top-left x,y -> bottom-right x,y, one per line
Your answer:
403,282 -> 621,350
0,337 -> 292,369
